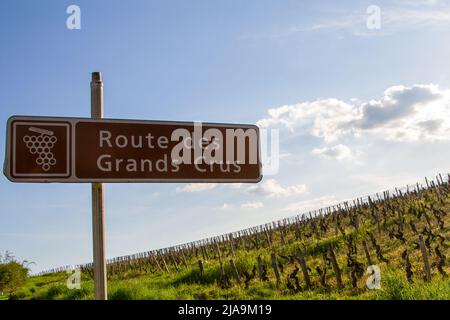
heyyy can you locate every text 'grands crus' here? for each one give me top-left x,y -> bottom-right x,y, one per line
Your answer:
95,125 -> 258,173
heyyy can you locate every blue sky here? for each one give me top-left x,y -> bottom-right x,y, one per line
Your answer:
1,0 -> 450,272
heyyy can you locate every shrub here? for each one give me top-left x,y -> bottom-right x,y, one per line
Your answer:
66,287 -> 91,300
8,291 -> 27,300
42,285 -> 69,299
0,261 -> 29,295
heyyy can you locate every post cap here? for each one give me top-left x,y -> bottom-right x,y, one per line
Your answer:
91,72 -> 102,82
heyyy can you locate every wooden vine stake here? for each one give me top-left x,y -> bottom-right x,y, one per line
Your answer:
270,252 -> 281,287
296,248 -> 312,289
362,240 -> 373,266
229,259 -> 241,284
198,259 -> 204,276
179,249 -> 188,267
328,244 -> 343,289
265,228 -> 272,247
257,256 -> 264,281
333,211 -> 338,236
161,253 -> 171,273
215,241 -> 226,279
151,252 -> 162,272
169,249 -> 179,272
418,235 -> 431,282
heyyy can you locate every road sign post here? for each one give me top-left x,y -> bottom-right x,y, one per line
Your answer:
90,72 -> 107,300
3,72 -> 262,301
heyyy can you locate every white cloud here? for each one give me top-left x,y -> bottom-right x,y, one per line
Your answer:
399,0 -> 447,7
354,85 -> 441,129
383,8 -> 450,32
214,203 -> 230,211
175,183 -> 217,193
283,195 -> 337,213
241,3 -> 450,40
241,201 -> 264,209
247,179 -> 306,198
225,183 -> 243,189
257,98 -> 357,142
312,144 -> 353,160
279,153 -> 292,159
258,84 -> 450,142
349,172 -> 420,190
297,5 -> 450,37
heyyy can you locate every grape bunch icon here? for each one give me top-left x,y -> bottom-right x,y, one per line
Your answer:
23,127 -> 57,171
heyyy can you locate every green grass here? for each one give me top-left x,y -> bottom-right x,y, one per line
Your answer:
375,271 -> 450,300
10,186 -> 450,300
13,269 -> 450,300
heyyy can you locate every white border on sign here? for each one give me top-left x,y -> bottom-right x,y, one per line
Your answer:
4,115 -> 263,183
12,121 -> 71,177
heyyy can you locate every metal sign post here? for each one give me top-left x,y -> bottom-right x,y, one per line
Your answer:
2,71 -> 263,301
90,72 -> 107,300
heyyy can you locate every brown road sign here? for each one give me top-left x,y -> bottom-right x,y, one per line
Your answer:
4,116 -> 262,183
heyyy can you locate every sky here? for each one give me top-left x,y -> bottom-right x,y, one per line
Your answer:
1,0 -> 450,273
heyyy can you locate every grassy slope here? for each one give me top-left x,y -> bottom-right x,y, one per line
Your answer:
8,186 -> 450,300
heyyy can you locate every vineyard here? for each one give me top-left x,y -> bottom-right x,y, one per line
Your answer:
13,174 -> 450,300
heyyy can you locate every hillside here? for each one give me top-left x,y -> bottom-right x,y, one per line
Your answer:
9,176 -> 450,300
